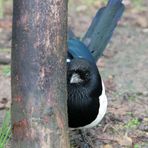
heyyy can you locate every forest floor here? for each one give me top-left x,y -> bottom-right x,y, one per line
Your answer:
0,0 -> 148,148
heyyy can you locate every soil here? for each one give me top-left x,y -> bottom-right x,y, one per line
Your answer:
0,0 -> 148,147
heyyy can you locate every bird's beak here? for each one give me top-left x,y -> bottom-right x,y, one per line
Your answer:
70,73 -> 83,84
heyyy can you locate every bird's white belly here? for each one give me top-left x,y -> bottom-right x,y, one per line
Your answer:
80,80 -> 107,129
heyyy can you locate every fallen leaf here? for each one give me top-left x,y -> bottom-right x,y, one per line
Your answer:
116,135 -> 132,146
103,144 -> 113,148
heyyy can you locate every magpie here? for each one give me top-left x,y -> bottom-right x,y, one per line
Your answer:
67,0 -> 124,128
67,40 -> 107,128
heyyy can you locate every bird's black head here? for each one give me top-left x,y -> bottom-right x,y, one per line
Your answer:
67,58 -> 102,128
67,59 -> 91,86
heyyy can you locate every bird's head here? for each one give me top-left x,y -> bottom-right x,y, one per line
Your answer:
67,58 -> 102,93
67,58 -> 103,128
67,59 -> 92,85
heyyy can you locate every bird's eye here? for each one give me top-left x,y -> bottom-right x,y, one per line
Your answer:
78,71 -> 90,82
85,72 -> 89,77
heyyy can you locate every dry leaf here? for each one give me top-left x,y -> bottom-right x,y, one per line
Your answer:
116,135 -> 132,146
103,144 -> 113,148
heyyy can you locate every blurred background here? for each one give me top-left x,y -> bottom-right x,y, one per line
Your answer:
0,0 -> 148,147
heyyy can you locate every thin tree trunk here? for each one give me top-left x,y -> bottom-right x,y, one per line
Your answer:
11,0 -> 69,147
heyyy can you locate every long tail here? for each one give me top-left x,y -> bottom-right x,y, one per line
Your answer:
82,0 -> 124,61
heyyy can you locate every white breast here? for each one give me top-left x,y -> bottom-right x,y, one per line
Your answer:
81,80 -> 108,129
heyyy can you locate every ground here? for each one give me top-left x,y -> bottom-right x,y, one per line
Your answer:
0,0 -> 148,148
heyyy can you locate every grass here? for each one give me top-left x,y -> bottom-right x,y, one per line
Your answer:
0,0 -> 4,19
134,144 -> 139,148
84,0 -> 107,6
1,65 -> 11,76
0,110 -> 11,148
125,118 -> 141,129
131,0 -> 145,11
0,0 -> 12,19
132,0 -> 143,7
70,0 -> 143,7
0,48 -> 11,52
69,0 -> 107,8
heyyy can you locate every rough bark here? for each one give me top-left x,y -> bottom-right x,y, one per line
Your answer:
11,0 -> 69,147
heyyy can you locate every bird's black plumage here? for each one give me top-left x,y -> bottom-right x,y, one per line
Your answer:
67,59 -> 102,128
67,0 -> 124,129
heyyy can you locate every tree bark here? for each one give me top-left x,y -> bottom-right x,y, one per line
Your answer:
11,0 -> 69,147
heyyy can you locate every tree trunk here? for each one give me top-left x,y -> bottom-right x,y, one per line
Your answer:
11,0 -> 69,147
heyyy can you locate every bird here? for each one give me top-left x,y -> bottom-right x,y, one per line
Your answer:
67,58 -> 107,129
67,0 -> 124,129
67,40 -> 107,129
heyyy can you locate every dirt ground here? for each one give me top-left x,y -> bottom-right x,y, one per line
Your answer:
0,0 -> 148,148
